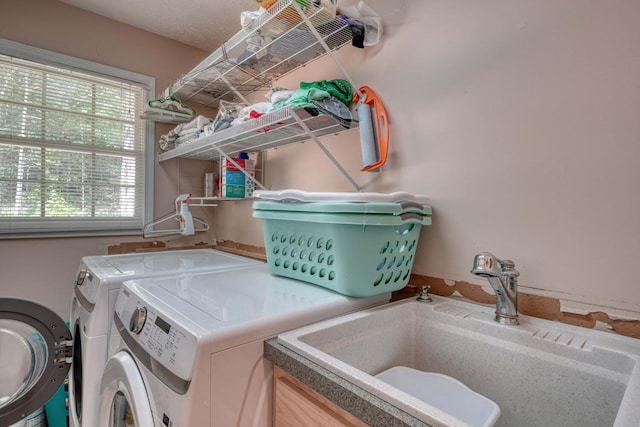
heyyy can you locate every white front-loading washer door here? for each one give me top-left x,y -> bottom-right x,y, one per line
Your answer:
0,298 -> 72,426
98,351 -> 154,427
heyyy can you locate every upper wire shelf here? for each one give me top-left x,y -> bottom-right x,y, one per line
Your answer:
165,0 -> 354,108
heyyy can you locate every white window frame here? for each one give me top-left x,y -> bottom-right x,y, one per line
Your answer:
0,39 -> 155,239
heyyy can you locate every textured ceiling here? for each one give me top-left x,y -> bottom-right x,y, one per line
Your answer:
59,0 -> 258,51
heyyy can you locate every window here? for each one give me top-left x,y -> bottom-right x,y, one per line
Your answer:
0,40 -> 154,238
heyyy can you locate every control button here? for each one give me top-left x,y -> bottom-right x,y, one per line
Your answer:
129,307 -> 147,334
75,270 -> 87,286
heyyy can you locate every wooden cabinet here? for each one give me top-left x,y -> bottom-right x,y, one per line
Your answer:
273,366 -> 368,427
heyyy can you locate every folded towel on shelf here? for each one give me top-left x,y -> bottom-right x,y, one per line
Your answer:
159,131 -> 177,151
208,117 -> 235,134
174,132 -> 201,147
300,79 -> 354,105
158,115 -> 212,151
174,115 -> 212,135
266,88 -> 296,106
273,87 -> 331,110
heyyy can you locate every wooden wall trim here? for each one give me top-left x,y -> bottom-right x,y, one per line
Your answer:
408,274 -> 640,340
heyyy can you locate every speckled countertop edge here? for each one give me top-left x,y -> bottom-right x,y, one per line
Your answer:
264,338 -> 431,427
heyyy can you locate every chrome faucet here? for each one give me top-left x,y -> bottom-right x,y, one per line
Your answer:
471,252 -> 520,325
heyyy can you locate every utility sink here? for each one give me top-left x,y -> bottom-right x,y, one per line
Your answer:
277,297 -> 640,427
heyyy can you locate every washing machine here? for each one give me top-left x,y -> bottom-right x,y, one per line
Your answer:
97,264 -> 390,427
0,298 -> 72,427
69,249 -> 260,427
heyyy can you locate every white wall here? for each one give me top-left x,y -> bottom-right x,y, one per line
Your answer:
214,0 -> 640,317
1,0 -> 638,320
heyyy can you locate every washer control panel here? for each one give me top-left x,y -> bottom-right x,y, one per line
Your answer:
115,284 -> 198,381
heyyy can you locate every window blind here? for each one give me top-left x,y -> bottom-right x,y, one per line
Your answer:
0,52 -> 149,236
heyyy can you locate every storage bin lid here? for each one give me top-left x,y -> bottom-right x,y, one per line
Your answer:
254,189 -> 429,204
253,190 -> 431,216
253,200 -> 431,216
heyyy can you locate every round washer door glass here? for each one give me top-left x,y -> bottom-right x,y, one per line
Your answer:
0,298 -> 72,426
98,351 -> 154,427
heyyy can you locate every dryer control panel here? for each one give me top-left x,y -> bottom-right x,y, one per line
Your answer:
74,257 -> 123,306
114,283 -> 198,383
74,261 -> 101,305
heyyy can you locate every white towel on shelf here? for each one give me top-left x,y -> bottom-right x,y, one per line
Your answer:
266,89 -> 295,106
159,115 -> 211,151
174,115 -> 212,136
174,132 -> 201,147
159,129 -> 178,151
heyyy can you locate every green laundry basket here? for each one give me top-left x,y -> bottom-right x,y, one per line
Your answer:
253,202 -> 431,297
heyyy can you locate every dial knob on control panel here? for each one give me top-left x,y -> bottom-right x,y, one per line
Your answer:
129,307 -> 147,334
75,269 -> 88,286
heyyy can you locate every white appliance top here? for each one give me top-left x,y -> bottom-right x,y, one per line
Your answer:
75,249 -> 260,308
115,264 -> 390,381
81,249 -> 259,287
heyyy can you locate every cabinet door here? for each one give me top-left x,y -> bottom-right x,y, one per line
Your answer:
273,366 -> 368,427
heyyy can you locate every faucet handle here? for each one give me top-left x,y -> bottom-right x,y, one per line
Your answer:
416,285 -> 433,302
499,259 -> 520,276
499,258 -> 513,267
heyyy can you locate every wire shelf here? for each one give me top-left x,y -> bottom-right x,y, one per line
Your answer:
168,0 -> 354,107
158,106 -> 357,162
157,0 -> 365,191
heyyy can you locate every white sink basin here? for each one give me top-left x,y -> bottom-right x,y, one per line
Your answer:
277,297 -> 640,427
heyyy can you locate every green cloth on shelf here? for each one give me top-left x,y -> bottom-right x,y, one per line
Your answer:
274,87 -> 331,110
300,79 -> 354,105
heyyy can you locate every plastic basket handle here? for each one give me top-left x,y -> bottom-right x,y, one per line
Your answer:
397,201 -> 425,211
398,212 -> 427,223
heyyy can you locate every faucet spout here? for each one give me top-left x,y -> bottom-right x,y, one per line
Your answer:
471,252 -> 520,325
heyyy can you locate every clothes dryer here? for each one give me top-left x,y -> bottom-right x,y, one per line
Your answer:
0,299 -> 72,427
69,249 -> 260,427
97,264 -> 390,427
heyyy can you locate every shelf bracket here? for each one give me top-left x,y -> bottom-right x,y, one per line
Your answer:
291,111 -> 361,192
293,1 -> 364,100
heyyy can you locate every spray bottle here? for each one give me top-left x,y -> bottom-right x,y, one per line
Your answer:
175,194 -> 195,235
